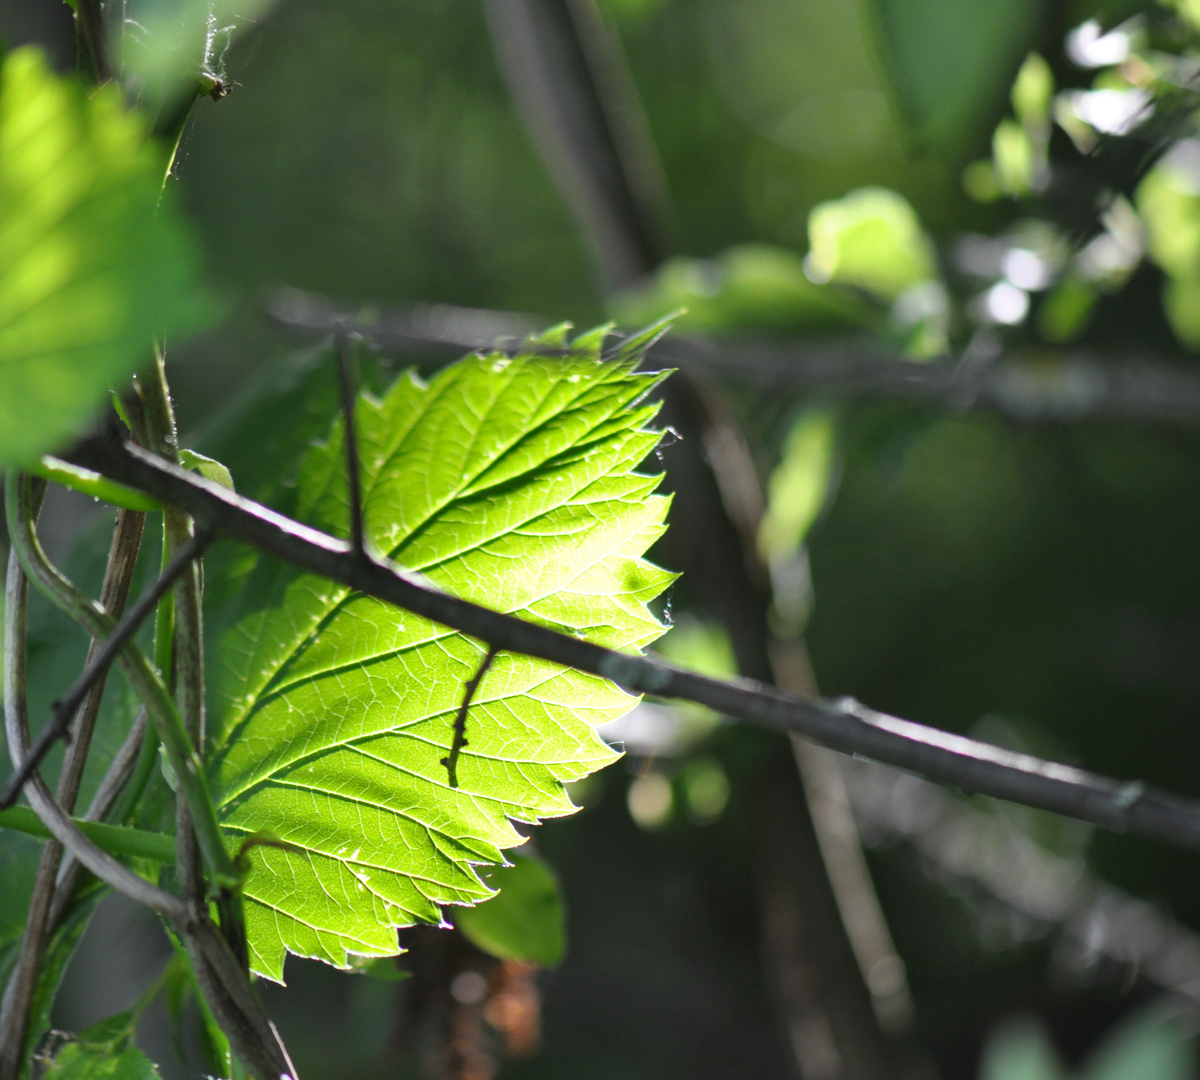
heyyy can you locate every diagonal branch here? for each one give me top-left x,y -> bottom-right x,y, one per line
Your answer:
66,432 -> 1200,854
0,531 -> 210,811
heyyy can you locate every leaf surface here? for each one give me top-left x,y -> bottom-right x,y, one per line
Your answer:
209,332 -> 674,980
0,47 -> 205,465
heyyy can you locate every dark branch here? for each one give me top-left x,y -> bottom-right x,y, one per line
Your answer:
64,433 -> 1200,854
442,646 -> 499,788
336,333 -> 366,557
0,530 -> 211,811
269,288 -> 1200,427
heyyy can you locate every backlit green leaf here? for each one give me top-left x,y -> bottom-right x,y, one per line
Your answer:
209,332 -> 675,981
0,47 -> 206,465
454,851 -> 565,966
806,188 -> 937,303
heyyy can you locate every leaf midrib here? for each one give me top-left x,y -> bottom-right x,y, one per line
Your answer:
218,363 -> 643,739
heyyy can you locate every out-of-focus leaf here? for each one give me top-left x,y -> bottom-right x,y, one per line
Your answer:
980,1007 -> 1195,1080
654,617 -> 736,680
1038,278 -> 1098,343
347,955 -> 411,981
0,47 -> 207,465
612,244 -> 873,335
993,120 -> 1036,196
806,188 -> 937,302
0,832 -> 40,992
867,0 -> 1043,148
454,852 -> 565,966
1136,147 -> 1200,347
1012,53 -> 1054,129
208,329 -> 674,981
979,1018 -> 1068,1080
758,409 -> 836,563
1082,1006 -> 1195,1080
1137,155 -> 1200,280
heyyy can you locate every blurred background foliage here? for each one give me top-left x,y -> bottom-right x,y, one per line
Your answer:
6,0 -> 1200,1076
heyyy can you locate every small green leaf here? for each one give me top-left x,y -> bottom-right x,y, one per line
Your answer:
0,48 -> 207,466
42,1044 -> 162,1080
806,188 -> 937,303
42,1012 -> 162,1079
347,955 -> 411,981
178,449 -> 235,491
454,852 -> 565,966
208,335 -> 675,981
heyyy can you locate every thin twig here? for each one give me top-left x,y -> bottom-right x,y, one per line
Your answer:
0,532 -> 209,811
6,474 -> 296,1078
336,332 -> 366,557
67,434 -> 1200,854
442,646 -> 498,788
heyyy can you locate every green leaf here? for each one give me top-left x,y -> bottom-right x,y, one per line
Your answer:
806,188 -> 937,303
867,0 -> 1043,148
178,449 -> 235,491
42,1011 -> 162,1080
980,1018 -> 1068,1080
1082,1006 -> 1195,1080
758,409 -> 837,563
346,955 -> 412,981
454,852 -> 566,966
208,334 -> 675,981
0,47 -> 206,466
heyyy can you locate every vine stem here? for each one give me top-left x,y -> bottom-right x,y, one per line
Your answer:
2,540 -> 185,919
4,473 -> 237,898
5,473 -> 297,1079
0,530 -> 208,811
0,493 -> 146,1080
68,433 -> 1200,854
